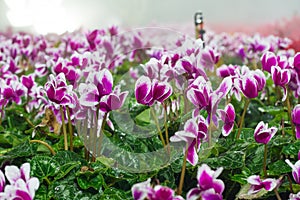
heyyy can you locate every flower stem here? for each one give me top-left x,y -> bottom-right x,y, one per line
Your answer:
96,112 -> 108,159
208,112 -> 213,147
30,140 -> 56,155
177,145 -> 188,196
0,103 -> 5,126
286,174 -> 294,193
60,106 -> 68,151
163,103 -> 169,147
274,188 -> 282,200
150,107 -> 166,147
236,99 -> 250,139
263,144 -> 268,178
285,88 -> 295,137
66,106 -> 73,151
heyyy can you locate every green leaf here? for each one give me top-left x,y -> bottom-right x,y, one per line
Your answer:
30,155 -> 59,179
54,161 -> 81,181
77,171 -> 104,190
100,188 -> 131,200
271,135 -> 293,146
230,173 -> 248,185
268,160 -> 291,176
238,128 -> 255,141
53,150 -> 87,165
34,184 -> 48,200
204,150 -> 245,169
2,140 -> 37,159
246,144 -> 264,174
258,106 -> 283,116
282,140 -> 300,156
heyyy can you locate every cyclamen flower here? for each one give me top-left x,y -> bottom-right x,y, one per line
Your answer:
44,73 -> 77,108
293,52 -> 300,75
285,159 -> 300,184
21,74 -> 35,92
216,64 -> 237,78
271,65 -> 291,101
187,164 -> 224,200
200,47 -> 220,72
0,78 -> 27,105
261,51 -> 277,73
0,163 -> 39,200
239,70 -> 266,99
254,121 -> 277,144
170,118 -> 203,166
292,104 -> 300,139
247,175 -> 278,194
99,85 -> 128,113
289,192 -> 300,200
131,179 -> 183,200
79,69 -> 113,106
187,76 -> 232,125
217,103 -> 235,136
135,76 -> 172,106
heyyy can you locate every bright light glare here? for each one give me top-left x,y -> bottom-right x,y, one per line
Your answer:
4,0 -> 80,34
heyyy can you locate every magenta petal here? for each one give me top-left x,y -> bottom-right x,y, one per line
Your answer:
184,119 -> 198,136
186,188 -> 201,200
222,123 -> 234,137
152,185 -> 174,200
262,178 -> 277,191
201,189 -> 223,200
261,52 -> 277,73
226,103 -> 235,121
198,170 -> 214,191
15,189 -> 32,200
212,179 -> 225,194
3,87 -> 14,99
98,70 -> 113,96
20,163 -> 30,182
255,131 -> 272,144
135,76 -> 152,105
186,140 -> 198,166
292,105 -> 300,125
0,170 -> 5,192
241,77 -> 258,99
296,126 -> 300,139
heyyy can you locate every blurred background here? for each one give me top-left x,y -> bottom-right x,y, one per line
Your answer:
0,0 -> 299,34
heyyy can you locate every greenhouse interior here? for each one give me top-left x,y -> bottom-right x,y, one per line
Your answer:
0,0 -> 300,199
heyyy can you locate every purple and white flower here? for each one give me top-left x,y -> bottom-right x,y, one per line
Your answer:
247,175 -> 278,194
200,47 -> 220,72
217,103 -> 235,136
292,104 -> 300,139
170,118 -> 202,166
135,76 -> 172,106
79,69 -> 113,107
131,179 -> 183,200
99,85 -> 128,113
0,163 -> 40,200
254,121 -> 277,144
285,159 -> 300,184
261,51 -> 277,73
44,73 -> 77,108
289,192 -> 300,200
187,164 -> 224,200
271,65 -> 291,101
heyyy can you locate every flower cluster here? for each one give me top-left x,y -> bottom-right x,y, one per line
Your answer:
132,179 -> 184,200
0,163 -> 39,200
187,164 -> 225,200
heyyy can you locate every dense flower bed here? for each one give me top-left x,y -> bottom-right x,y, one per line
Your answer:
0,25 -> 300,199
